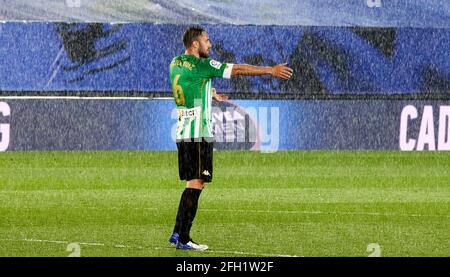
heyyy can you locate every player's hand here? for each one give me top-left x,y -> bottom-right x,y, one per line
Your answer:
270,63 -> 293,80
212,88 -> 229,102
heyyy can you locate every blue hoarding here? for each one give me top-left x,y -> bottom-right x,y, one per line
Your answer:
0,23 -> 449,95
1,99 -> 449,151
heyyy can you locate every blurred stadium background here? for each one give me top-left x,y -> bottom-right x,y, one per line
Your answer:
0,0 -> 449,257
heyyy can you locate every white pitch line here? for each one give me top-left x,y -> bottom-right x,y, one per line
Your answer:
201,208 -> 450,218
0,238 -> 299,257
82,206 -> 450,219
202,249 -> 301,257
21,238 -> 105,247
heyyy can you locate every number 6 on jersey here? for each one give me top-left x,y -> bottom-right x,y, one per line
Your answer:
172,74 -> 185,106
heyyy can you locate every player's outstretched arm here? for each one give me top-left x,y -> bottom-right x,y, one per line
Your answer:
231,63 -> 293,80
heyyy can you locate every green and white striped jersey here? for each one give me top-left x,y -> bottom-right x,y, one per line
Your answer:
169,54 -> 233,140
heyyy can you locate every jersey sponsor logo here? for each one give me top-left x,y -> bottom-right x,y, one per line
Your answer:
209,59 -> 222,69
177,107 -> 200,119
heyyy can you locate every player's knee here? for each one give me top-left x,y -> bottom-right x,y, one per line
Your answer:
186,179 -> 204,190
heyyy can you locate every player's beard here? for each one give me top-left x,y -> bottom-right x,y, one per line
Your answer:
199,48 -> 209,58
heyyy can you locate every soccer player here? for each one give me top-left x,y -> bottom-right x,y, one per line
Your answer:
169,26 -> 293,251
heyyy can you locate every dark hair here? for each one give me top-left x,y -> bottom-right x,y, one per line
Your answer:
182,26 -> 205,48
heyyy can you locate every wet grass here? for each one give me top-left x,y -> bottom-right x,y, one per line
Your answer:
0,150 -> 449,257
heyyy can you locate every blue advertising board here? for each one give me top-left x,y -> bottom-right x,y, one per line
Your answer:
1,99 -> 448,151
0,23 -> 449,95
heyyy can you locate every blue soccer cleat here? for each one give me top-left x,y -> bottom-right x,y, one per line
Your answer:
169,232 -> 179,245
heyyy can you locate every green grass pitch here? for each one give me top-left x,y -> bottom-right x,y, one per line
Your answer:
0,150 -> 449,257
